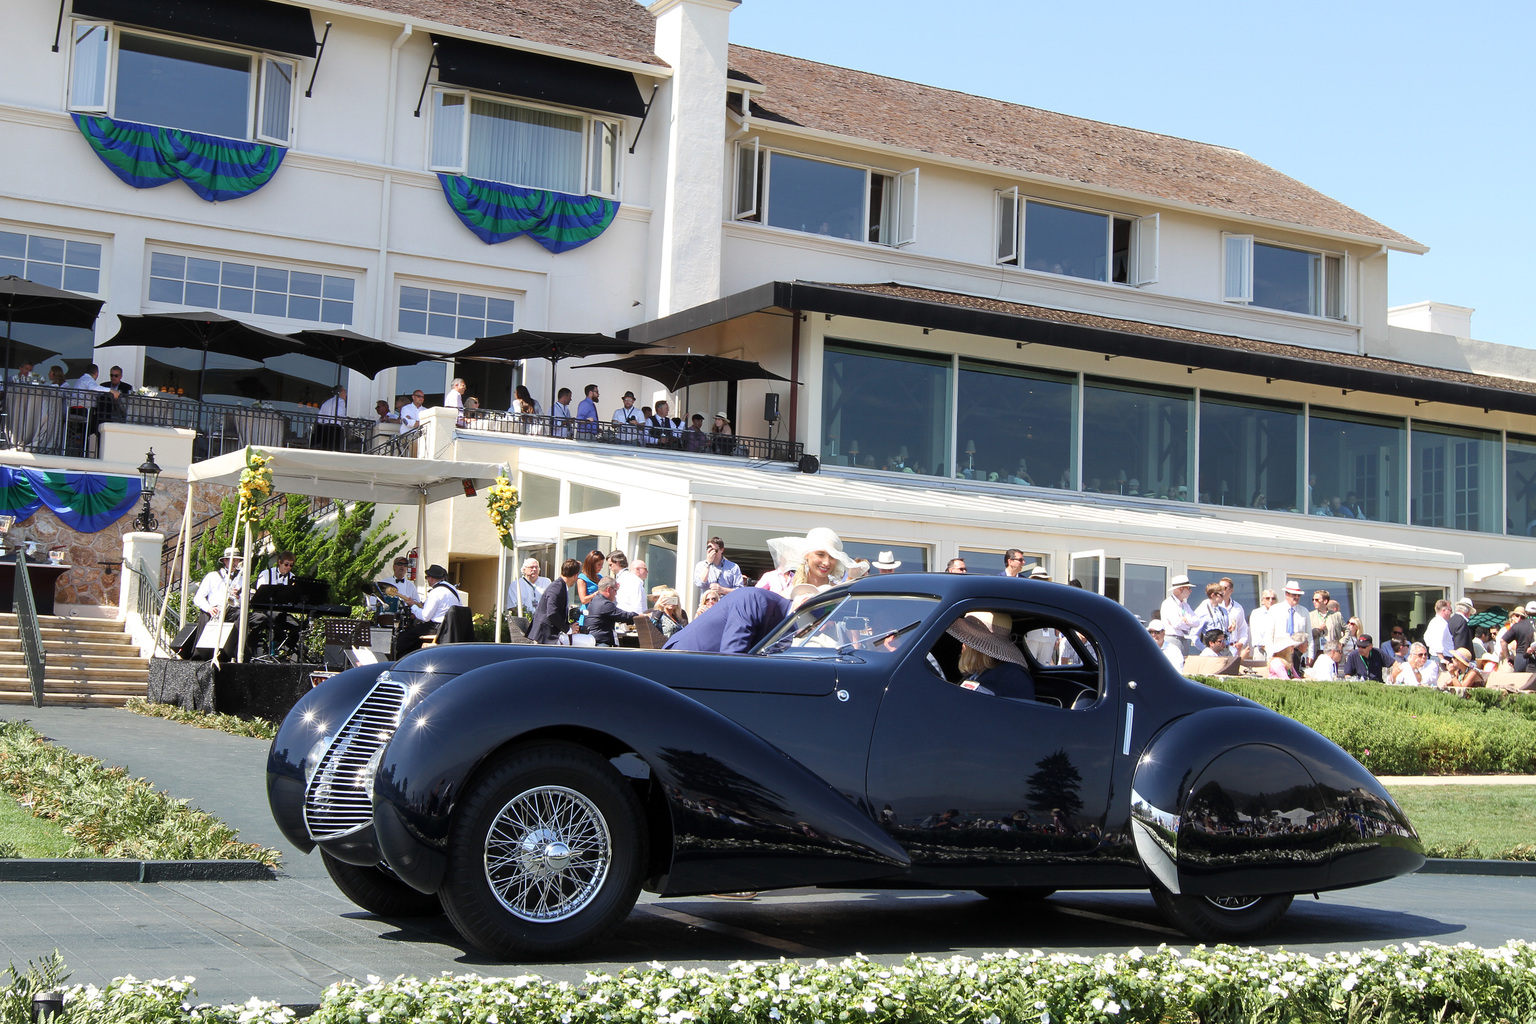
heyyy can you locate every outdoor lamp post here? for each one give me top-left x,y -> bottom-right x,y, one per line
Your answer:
133,448 -> 161,532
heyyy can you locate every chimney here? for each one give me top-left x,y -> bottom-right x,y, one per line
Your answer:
648,0 -> 738,316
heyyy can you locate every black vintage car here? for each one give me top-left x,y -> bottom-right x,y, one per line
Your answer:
267,574 -> 1422,959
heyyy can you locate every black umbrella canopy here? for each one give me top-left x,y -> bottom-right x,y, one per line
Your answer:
291,327 -> 426,389
104,311 -> 302,400
574,351 -> 791,392
452,330 -> 653,409
0,275 -> 104,378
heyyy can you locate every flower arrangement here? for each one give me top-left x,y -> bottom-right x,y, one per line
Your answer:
237,451 -> 274,511
485,474 -> 520,551
250,399 -> 275,410
134,385 -> 159,397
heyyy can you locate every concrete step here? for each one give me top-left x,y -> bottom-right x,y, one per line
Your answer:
0,688 -> 147,707
0,656 -> 151,674
0,613 -> 127,633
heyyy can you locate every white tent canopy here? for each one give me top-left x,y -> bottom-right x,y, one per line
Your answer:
179,447 -> 507,662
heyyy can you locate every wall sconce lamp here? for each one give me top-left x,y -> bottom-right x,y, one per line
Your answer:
133,449 -> 161,532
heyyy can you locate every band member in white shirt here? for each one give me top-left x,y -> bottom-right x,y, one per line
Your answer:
397,563 -> 463,653
251,551 -> 300,655
193,548 -> 243,628
255,552 -> 298,589
384,555 -> 419,605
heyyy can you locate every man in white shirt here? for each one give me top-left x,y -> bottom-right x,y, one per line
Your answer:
251,551 -> 300,654
70,364 -> 111,392
397,390 -> 426,431
1423,599 -> 1455,664
611,390 -> 644,443
397,563 -> 463,653
1248,589 -> 1279,660
1388,643 -> 1440,686
508,557 -> 551,614
1148,620 -> 1184,670
1219,577 -> 1249,657
551,387 -> 573,438
255,551 -> 297,589
616,559 -> 648,616
1269,580 -> 1311,673
1159,575 -> 1199,660
193,549 -> 243,641
316,386 -> 348,450
444,377 -> 467,425
1304,640 -> 1344,680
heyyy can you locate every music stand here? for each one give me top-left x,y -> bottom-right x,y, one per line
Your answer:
249,583 -> 299,662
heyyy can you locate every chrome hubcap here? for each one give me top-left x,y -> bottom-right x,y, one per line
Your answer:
485,785 -> 610,922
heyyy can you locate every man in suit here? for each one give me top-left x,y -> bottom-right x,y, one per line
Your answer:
585,576 -> 637,646
664,586 -> 791,654
530,559 -> 580,644
1449,598 -> 1475,654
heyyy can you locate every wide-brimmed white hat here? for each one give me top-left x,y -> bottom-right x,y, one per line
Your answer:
1283,580 -> 1305,595
766,527 -> 851,573
1169,574 -> 1192,591
788,582 -> 829,603
873,550 -> 902,570
946,611 -> 1028,666
1028,565 -> 1051,580
1454,598 -> 1475,611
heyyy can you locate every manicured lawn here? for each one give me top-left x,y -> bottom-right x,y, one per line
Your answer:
0,795 -> 74,857
1386,783 -> 1536,859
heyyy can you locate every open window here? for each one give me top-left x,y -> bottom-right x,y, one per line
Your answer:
995,196 -> 1152,285
1225,233 -> 1346,319
733,144 -> 918,248
428,88 -> 621,197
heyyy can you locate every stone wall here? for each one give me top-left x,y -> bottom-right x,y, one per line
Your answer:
9,479 -> 233,610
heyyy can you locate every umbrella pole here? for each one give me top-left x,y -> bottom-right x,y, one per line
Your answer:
3,312 -> 12,381
495,533 -> 507,643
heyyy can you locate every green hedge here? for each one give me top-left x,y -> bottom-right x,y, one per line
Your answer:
1193,677 -> 1536,775
10,944 -> 1536,1024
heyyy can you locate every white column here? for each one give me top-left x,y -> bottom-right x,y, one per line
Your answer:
119,531 -> 165,658
649,0 -> 738,316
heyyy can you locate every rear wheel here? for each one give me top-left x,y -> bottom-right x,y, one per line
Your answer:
438,742 -> 646,960
321,851 -> 442,917
1151,885 -> 1293,942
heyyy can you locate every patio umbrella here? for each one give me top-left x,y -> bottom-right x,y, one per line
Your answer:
0,276 -> 104,380
573,351 -> 791,418
450,330 -> 653,410
103,311 -> 302,401
1467,608 -> 1508,630
291,327 -> 426,391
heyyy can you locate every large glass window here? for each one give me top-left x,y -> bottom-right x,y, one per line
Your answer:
1021,201 -> 1131,283
430,90 -> 619,197
842,541 -> 930,574
1081,378 -> 1193,501
0,230 -> 101,294
149,252 -> 354,324
395,360 -> 447,405
519,473 -> 560,520
570,483 -> 620,513
735,144 -> 916,247
634,529 -> 680,595
962,549 -> 1043,577
1379,583 -> 1446,645
1307,408 -> 1406,523
1411,421 -> 1501,533
1507,435 -> 1536,536
822,341 -> 951,478
71,24 -> 294,143
1198,394 -> 1302,511
398,285 -> 514,341
957,361 -> 1076,488
1224,236 -> 1345,319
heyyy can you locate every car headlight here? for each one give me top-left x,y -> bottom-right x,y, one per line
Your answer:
360,744 -> 387,801
304,734 -> 334,786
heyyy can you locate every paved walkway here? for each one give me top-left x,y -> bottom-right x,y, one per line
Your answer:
2,705 -> 1534,1008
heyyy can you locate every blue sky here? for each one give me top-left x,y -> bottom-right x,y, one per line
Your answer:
730,1 -> 1535,347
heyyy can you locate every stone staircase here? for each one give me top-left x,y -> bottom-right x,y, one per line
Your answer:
0,613 -> 150,707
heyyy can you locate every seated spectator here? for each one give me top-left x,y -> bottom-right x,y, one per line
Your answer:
947,611 -> 1034,700
1442,648 -> 1485,690
584,575 -> 637,646
685,413 -> 710,452
1148,620 -> 1183,671
375,399 -> 395,422
1387,642 -> 1439,686
696,589 -> 721,616
1197,627 -> 1230,658
1342,634 -> 1386,681
648,589 -> 689,639
1267,638 -> 1300,679
1305,640 -> 1345,680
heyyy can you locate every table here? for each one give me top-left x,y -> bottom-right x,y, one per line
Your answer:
2,387 -> 65,451
0,558 -> 71,615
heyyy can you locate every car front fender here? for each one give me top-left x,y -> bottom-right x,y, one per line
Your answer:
1130,706 -> 1422,898
372,658 -> 912,895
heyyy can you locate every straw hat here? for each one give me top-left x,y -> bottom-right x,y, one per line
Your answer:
1169,574 -> 1192,591
1283,580 -> 1305,595
1028,565 -> 1051,581
220,547 -> 242,562
1452,647 -> 1476,668
1454,598 -> 1475,612
947,611 -> 1028,666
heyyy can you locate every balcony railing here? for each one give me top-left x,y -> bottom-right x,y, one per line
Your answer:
462,408 -> 804,463
1,381 -> 379,460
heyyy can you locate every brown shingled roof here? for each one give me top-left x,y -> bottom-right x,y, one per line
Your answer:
729,46 -> 1420,250
339,0 -> 665,67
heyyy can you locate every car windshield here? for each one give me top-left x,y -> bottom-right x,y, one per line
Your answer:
757,594 -> 940,655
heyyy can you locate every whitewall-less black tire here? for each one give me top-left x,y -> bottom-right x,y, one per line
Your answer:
1151,884 -> 1293,942
321,851 -> 443,917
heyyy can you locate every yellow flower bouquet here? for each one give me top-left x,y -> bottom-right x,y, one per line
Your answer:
485,475 -> 521,551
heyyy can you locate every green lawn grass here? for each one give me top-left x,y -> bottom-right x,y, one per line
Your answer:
1386,784 -> 1536,859
0,796 -> 74,857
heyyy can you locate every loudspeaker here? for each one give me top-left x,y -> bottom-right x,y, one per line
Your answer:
172,624 -> 200,659
798,454 -> 820,474
763,392 -> 780,423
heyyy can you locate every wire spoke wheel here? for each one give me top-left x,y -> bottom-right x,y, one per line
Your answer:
485,785 -> 611,922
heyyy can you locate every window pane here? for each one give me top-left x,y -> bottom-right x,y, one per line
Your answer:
322,275 -> 353,300
257,267 -> 288,292
221,262 -> 255,288
431,92 -> 465,169
458,293 -> 486,320
957,361 -> 1076,488
766,152 -> 866,240
254,290 -> 287,317
1122,563 -> 1168,623
635,529 -> 679,593
71,22 -> 112,109
288,294 -> 320,320
1307,407 -> 1406,524
185,282 -> 218,306
290,271 -> 322,297
65,240 -> 101,269
822,341 -> 950,478
148,276 -> 183,303
589,119 -> 618,196
63,265 -> 99,292
219,285 -> 253,312
0,257 -> 23,278
1253,243 -> 1320,315
570,483 -> 620,513
520,472 -> 560,520
1380,583 -> 1446,645
467,98 -> 583,193
0,232 -> 24,258
28,236 -> 64,263
1024,202 -> 1110,281
1411,421 -> 1500,533
187,257 -> 220,284
398,309 -> 427,334
1199,394 -> 1302,510
1082,378 -> 1193,501
396,359 -> 446,404
487,298 -> 516,324
1507,436 -> 1536,536
27,262 -> 63,289
259,57 -> 292,141
399,286 -> 428,311
320,299 -> 352,324
116,32 -> 251,139
841,541 -> 929,573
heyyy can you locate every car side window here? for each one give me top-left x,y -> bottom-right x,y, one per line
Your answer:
759,594 -> 939,655
928,606 -> 1103,709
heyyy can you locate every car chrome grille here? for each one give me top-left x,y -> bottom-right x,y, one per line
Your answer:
303,678 -> 407,840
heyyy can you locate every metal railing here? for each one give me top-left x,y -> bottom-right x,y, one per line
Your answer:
130,556 -> 175,658
12,549 -> 46,707
462,408 -> 804,463
368,424 -> 422,457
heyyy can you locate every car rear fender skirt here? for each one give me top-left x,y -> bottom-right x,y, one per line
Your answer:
372,659 -> 912,895
1130,707 -> 1422,897
266,662 -> 394,853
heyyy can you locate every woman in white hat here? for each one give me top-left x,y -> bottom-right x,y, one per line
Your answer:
946,611 -> 1034,700
1266,636 -> 1300,679
757,527 -> 852,596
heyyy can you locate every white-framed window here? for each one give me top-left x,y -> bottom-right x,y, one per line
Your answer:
0,228 -> 103,294
148,250 -> 355,324
733,139 -> 918,247
68,20 -> 296,144
1223,235 -> 1346,319
429,88 -> 621,198
397,283 -> 515,342
995,193 -> 1157,286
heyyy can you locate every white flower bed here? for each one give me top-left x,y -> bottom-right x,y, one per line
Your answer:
42,942 -> 1536,1024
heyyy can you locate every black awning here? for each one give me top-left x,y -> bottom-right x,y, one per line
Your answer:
72,0 -> 317,57
432,35 -> 647,118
